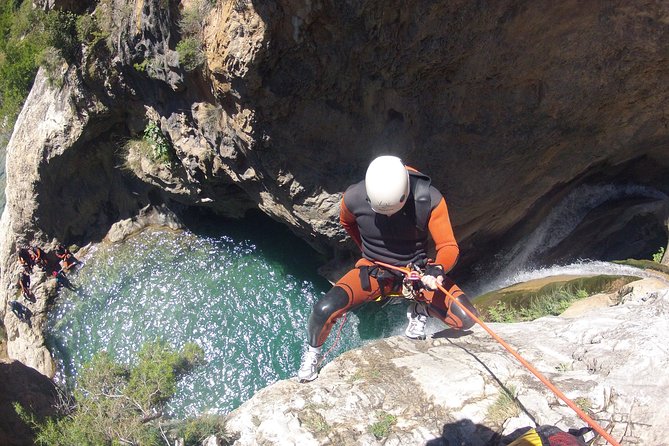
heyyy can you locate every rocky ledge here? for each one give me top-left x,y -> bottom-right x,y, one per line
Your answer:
225,278 -> 669,445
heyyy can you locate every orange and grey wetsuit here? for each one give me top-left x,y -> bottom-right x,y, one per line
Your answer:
307,168 -> 478,347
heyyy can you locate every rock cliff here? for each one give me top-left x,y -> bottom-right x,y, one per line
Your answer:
225,278 -> 669,445
3,0 -> 669,275
0,360 -> 59,446
1,0 -> 669,442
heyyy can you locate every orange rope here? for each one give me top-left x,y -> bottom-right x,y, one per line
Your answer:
373,260 -> 620,446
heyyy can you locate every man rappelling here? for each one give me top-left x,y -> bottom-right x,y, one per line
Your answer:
298,155 -> 479,382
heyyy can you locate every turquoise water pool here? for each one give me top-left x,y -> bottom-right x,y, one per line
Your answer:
46,214 -> 409,417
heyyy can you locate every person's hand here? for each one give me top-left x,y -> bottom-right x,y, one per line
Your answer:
421,274 -> 444,290
421,264 -> 445,290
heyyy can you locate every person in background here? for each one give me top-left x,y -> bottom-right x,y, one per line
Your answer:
29,246 -> 48,271
298,155 -> 478,382
17,247 -> 34,273
18,271 -> 35,302
55,244 -> 81,272
53,268 -> 77,291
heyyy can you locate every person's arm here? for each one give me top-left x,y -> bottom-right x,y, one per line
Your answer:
340,196 -> 362,250
427,197 -> 460,273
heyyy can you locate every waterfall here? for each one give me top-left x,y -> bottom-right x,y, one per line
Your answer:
476,260 -> 669,296
469,183 -> 668,295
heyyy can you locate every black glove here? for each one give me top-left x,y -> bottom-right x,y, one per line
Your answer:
425,263 -> 445,279
421,264 -> 445,290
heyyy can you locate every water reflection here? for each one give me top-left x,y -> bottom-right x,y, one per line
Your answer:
46,216 -> 403,417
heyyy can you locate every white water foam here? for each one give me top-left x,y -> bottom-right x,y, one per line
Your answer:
475,260 -> 669,296
486,183 -> 668,287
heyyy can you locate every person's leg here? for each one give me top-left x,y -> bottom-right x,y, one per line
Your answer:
299,261 -> 388,381
422,276 -> 478,330
307,262 -> 393,348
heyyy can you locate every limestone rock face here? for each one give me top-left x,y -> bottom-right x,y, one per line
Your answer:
197,0 -> 669,266
11,0 -> 667,270
170,1 -> 669,265
0,67 -> 153,376
0,360 -> 59,446
226,278 -> 669,445
3,1 -> 668,291
1,0 -> 669,404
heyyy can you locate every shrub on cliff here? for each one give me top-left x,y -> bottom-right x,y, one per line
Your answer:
142,121 -> 175,164
176,37 -> 205,72
175,0 -> 211,72
15,340 -> 228,446
0,0 -> 46,122
0,1 -> 83,124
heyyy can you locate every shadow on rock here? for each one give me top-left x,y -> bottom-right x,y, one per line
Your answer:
425,419 -> 592,446
432,328 -> 474,339
426,418 -> 500,446
0,360 -> 59,446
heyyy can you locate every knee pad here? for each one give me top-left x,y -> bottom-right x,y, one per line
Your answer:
450,295 -> 478,330
308,286 -> 350,346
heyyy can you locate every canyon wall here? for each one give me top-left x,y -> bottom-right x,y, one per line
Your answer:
2,0 -> 669,375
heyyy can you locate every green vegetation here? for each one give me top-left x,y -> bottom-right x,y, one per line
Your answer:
555,362 -> 571,372
121,121 -> 176,175
614,258 -> 669,275
652,246 -> 665,263
299,408 -> 331,436
134,59 -> 149,73
36,46 -> 66,88
122,120 -> 175,174
0,1 -> 87,126
91,0 -> 126,51
486,385 -> 520,425
142,121 -> 174,164
347,367 -> 382,383
0,1 -> 46,121
42,9 -> 79,62
75,13 -> 108,49
368,411 -> 396,439
179,2 -> 206,36
176,414 -> 228,446
474,275 -> 639,323
176,37 -> 205,72
176,0 -> 212,72
485,287 -> 588,323
574,397 -> 593,415
15,340 -> 221,446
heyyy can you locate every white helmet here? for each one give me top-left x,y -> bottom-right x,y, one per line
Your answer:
365,155 -> 410,216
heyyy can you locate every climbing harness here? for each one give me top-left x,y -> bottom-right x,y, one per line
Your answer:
323,262 -> 423,360
372,260 -> 621,446
401,263 -> 424,297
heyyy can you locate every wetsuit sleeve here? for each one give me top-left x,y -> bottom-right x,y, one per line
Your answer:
340,195 -> 362,250
428,197 -> 460,273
